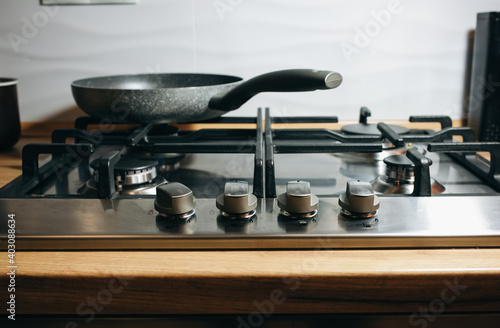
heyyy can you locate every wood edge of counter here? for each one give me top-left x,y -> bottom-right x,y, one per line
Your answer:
3,249 -> 500,315
7,249 -> 500,278
20,119 -> 467,137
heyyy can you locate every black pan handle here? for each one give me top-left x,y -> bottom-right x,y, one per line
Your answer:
208,69 -> 342,112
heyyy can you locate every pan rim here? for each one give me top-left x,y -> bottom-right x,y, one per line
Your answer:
0,77 -> 18,87
71,73 -> 243,90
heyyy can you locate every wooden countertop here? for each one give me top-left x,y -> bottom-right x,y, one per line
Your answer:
1,121 -> 499,315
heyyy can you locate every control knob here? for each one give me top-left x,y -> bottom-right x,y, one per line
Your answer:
216,181 -> 257,218
277,181 -> 319,218
155,182 -> 196,219
339,180 -> 380,219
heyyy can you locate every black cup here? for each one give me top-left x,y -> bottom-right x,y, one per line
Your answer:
0,78 -> 21,151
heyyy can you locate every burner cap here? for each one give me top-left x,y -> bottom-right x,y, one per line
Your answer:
132,152 -> 185,172
383,154 -> 433,184
90,155 -> 159,186
383,154 -> 433,168
382,154 -> 418,182
341,123 -> 409,136
383,154 -> 414,168
137,152 -> 185,165
91,156 -> 158,173
113,156 -> 159,175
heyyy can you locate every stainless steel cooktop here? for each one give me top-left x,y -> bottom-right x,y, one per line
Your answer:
1,108 -> 500,250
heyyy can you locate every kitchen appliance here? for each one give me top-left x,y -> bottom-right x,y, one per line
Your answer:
468,12 -> 500,141
1,107 -> 500,250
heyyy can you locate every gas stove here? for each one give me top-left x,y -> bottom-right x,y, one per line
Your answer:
1,107 -> 500,250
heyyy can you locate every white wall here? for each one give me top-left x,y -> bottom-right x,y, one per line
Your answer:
0,0 -> 498,122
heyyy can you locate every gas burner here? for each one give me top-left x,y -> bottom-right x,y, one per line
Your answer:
111,156 -> 158,186
82,155 -> 167,195
371,154 -> 445,194
136,152 -> 185,172
341,106 -> 409,136
157,153 -> 185,172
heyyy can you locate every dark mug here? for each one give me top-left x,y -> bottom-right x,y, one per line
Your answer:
0,78 -> 21,151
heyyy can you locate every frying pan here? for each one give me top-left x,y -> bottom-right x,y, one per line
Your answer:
71,69 -> 342,123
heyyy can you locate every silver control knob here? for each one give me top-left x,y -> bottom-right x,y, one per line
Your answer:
155,182 -> 195,218
277,181 -> 319,217
216,181 -> 257,217
339,180 -> 380,218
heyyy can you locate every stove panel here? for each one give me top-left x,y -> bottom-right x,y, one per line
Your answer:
2,196 -> 500,249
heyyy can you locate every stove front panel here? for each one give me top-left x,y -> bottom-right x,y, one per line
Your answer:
2,195 -> 500,249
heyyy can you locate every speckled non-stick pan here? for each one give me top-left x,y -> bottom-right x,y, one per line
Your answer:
71,69 -> 342,124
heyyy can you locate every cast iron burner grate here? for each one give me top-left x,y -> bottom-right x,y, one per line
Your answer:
264,107 -> 500,196
0,110 -> 265,198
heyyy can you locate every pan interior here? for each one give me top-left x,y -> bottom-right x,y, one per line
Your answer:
71,73 -> 242,90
